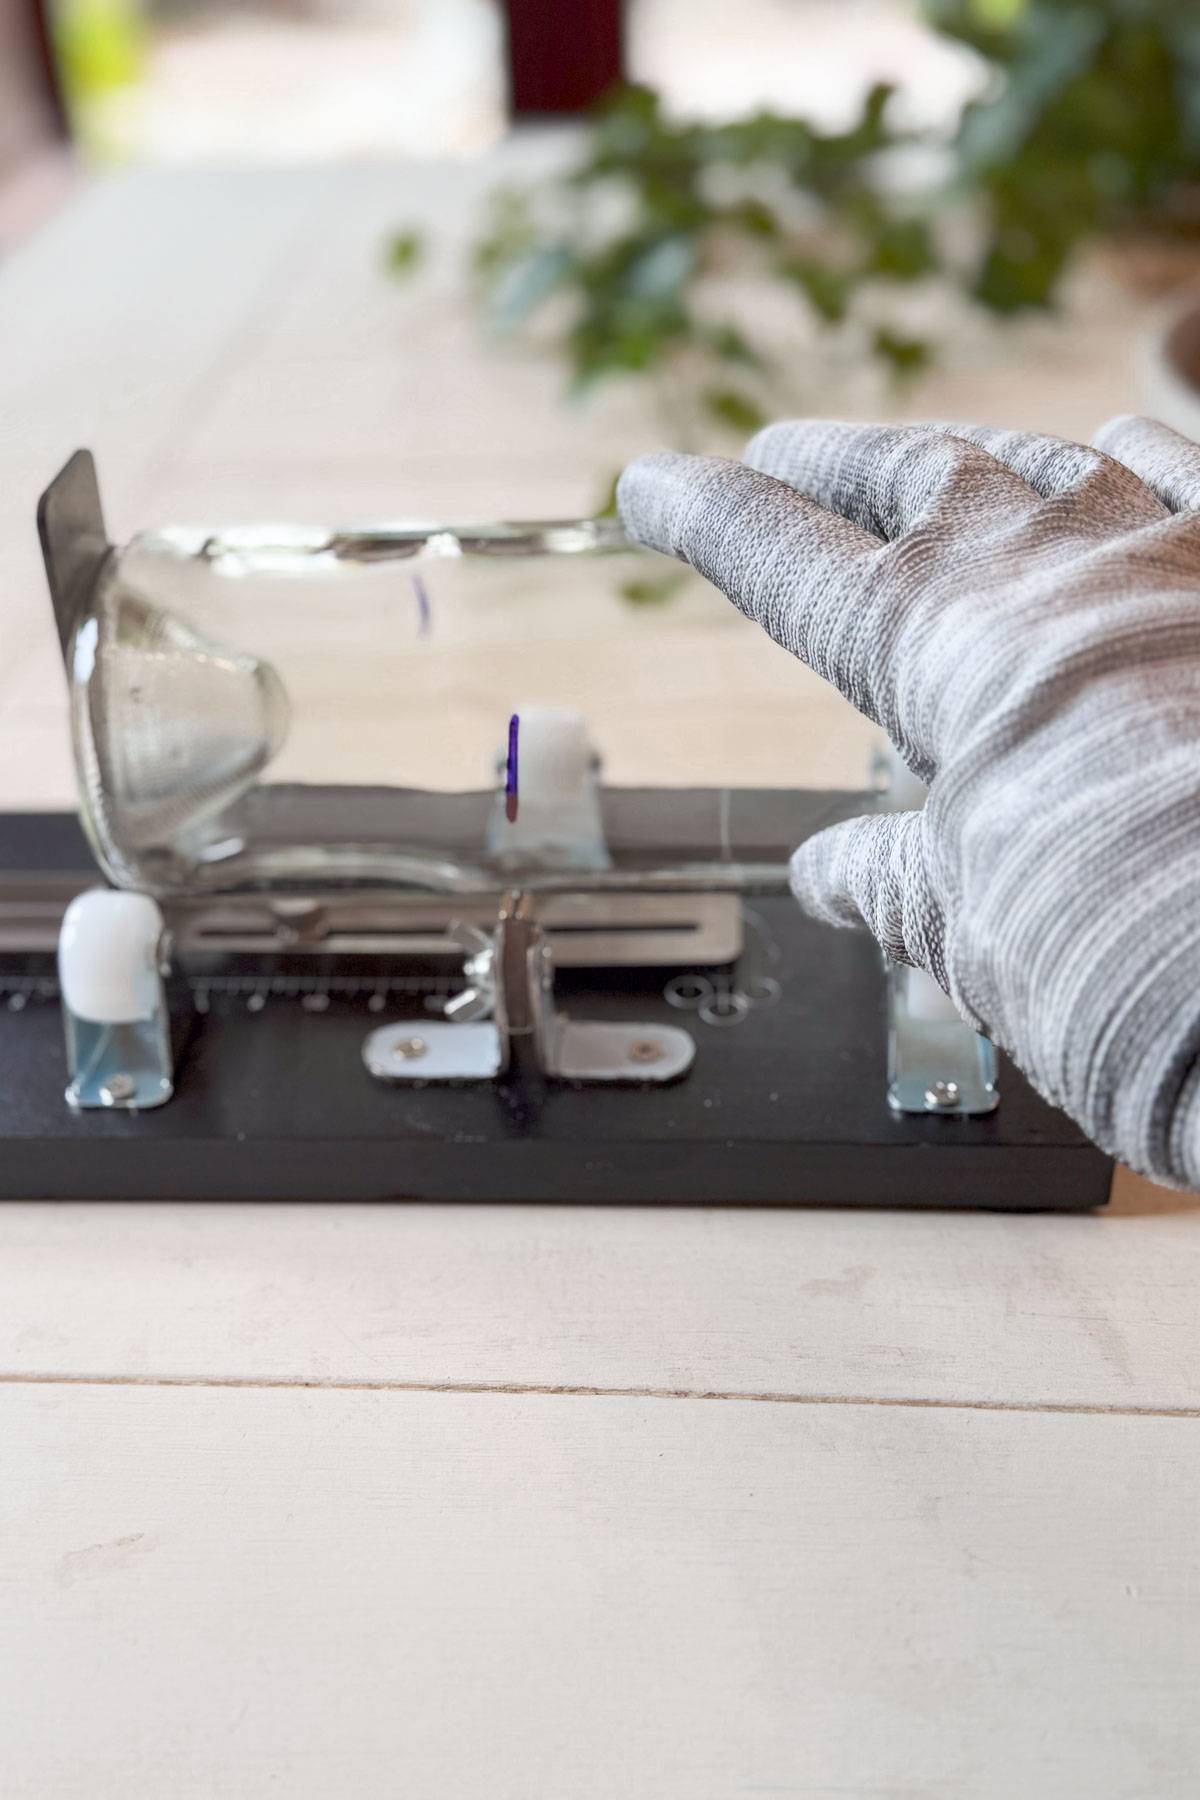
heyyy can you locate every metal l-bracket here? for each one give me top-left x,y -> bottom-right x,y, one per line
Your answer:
886,962 -> 998,1116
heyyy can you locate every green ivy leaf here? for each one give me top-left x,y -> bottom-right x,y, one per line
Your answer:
487,244 -> 574,331
704,323 -> 767,368
383,230 -> 423,277
862,216 -> 939,282
974,230 -> 1069,310
779,257 -> 851,323
872,328 -> 932,377
619,567 -> 691,605
726,198 -> 781,239
595,470 -> 622,518
700,387 -> 769,434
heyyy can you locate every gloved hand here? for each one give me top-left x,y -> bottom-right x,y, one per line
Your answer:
618,415 -> 1200,1188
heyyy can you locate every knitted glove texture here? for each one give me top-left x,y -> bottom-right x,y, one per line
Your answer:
618,415 -> 1200,1187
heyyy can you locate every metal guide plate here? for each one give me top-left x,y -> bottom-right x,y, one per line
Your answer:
364,1021 -> 503,1082
0,883 -> 742,969
552,1020 -> 695,1083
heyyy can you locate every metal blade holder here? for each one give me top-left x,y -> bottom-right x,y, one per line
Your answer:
363,889 -> 696,1086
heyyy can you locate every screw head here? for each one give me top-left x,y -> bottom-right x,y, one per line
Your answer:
924,1080 -> 960,1111
99,1073 -> 136,1105
629,1039 -> 663,1065
391,1036 -> 428,1062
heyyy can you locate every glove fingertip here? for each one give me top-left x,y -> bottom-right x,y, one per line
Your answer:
616,451 -> 699,554
788,828 -> 862,930
789,811 -> 939,974
1090,413 -> 1146,455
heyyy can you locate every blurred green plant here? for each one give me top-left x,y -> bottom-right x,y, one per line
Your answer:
383,229 -> 424,276
932,0 -> 1200,310
465,81 -> 938,446
387,0 -> 1200,481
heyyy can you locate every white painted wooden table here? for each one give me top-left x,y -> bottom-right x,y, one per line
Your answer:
0,160 -> 1197,1800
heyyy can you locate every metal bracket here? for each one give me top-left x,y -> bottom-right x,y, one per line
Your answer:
363,890 -> 695,1086
58,889 -> 174,1111
887,962 -> 998,1117
873,736 -> 1000,1118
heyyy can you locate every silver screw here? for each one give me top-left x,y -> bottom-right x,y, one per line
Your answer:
392,1036 -> 428,1062
924,1080 -> 960,1111
629,1039 -> 663,1065
99,1073 -> 136,1106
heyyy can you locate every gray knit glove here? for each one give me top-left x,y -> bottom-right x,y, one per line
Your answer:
618,415 -> 1200,1188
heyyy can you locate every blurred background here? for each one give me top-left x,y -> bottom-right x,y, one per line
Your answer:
4,0 -> 980,171
0,0 -> 1198,806
3,0 -> 1197,428
4,1 -> 1199,421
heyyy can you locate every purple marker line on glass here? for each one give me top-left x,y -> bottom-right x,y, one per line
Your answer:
505,713 -> 520,823
410,574 -> 432,639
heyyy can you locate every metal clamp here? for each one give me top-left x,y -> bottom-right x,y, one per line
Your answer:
363,890 -> 695,1086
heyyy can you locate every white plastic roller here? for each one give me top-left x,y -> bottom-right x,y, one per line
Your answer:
513,706 -> 593,804
58,889 -> 165,1025
488,704 -> 609,871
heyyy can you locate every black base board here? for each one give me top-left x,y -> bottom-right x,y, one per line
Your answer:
0,812 -> 1112,1208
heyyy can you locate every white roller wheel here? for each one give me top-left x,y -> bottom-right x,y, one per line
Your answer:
513,705 -> 593,804
491,703 -> 608,871
58,889 -> 165,1025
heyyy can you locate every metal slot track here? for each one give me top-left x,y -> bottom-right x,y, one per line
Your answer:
0,887 -> 742,969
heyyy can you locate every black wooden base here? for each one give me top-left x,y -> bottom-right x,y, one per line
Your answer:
0,812 -> 1112,1208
